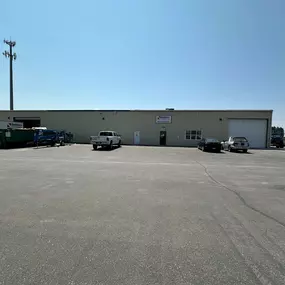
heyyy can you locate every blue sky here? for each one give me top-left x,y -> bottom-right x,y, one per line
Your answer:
1,0 -> 285,127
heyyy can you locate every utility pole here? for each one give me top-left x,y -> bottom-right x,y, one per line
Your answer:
3,39 -> 17,111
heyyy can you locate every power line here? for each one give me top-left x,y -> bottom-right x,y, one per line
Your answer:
3,39 -> 17,111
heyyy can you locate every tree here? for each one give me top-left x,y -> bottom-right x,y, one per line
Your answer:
272,126 -> 284,137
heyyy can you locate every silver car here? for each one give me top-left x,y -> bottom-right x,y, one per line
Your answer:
222,136 -> 249,153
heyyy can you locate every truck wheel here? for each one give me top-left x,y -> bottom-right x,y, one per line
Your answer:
93,144 -> 97,150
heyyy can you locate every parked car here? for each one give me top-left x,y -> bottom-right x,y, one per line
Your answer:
198,138 -> 222,152
271,135 -> 284,148
90,131 -> 121,150
222,136 -> 249,152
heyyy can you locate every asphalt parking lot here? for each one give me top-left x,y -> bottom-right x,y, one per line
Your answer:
0,145 -> 285,285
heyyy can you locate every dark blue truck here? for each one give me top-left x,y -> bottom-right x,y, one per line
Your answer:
34,129 -> 64,146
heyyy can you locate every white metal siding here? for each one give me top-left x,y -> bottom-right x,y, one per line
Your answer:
228,119 -> 267,148
0,110 -> 272,147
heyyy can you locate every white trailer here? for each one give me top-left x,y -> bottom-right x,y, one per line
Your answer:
0,121 -> 24,130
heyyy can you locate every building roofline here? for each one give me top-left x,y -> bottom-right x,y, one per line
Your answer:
0,109 -> 273,113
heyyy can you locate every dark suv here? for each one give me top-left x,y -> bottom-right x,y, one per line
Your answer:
271,136 -> 284,148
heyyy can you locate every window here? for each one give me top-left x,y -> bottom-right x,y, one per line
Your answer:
197,130 -> 202,140
233,137 -> 248,142
185,130 -> 191,140
205,138 -> 219,143
99,132 -> 113,136
185,130 -> 202,140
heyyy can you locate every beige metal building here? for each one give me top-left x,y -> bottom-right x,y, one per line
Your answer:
0,110 -> 272,148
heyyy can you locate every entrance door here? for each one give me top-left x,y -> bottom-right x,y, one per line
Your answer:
160,131 -> 167,146
134,131 -> 140,145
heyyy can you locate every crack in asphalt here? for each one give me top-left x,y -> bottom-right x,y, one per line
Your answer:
221,205 -> 285,279
210,213 -> 265,285
195,160 -> 285,229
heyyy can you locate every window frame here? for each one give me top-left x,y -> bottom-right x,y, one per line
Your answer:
185,129 -> 202,140
185,130 -> 191,140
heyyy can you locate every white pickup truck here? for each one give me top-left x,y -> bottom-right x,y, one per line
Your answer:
90,131 -> 121,150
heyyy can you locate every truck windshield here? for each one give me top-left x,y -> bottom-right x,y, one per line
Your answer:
99,132 -> 113,136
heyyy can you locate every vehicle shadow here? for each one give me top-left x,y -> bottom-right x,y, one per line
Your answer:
199,150 -> 226,154
33,145 -> 59,149
225,150 -> 253,155
263,147 -> 285,151
92,146 -> 122,152
33,143 -> 70,149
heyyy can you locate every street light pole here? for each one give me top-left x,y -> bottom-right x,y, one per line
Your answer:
3,39 -> 17,111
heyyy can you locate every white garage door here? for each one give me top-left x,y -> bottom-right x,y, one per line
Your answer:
228,119 -> 268,148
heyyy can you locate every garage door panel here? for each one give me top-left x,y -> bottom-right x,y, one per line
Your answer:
228,119 -> 267,148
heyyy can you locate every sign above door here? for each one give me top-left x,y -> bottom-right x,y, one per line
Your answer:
156,116 -> 172,124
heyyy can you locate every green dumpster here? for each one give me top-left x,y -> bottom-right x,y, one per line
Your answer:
0,129 -> 35,149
